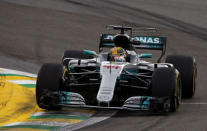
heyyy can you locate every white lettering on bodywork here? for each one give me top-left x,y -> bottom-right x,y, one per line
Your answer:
104,35 -> 114,40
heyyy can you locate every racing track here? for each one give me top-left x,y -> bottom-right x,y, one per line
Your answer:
0,0 -> 207,130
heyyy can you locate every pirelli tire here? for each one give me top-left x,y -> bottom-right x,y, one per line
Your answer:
36,63 -> 63,110
166,55 -> 197,98
62,50 -> 93,66
152,67 -> 182,112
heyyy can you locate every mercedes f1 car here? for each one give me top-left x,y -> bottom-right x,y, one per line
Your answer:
36,25 -> 197,112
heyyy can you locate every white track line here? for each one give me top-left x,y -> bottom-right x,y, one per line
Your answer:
7,80 -> 36,84
181,102 -> 207,105
5,122 -> 70,127
0,68 -> 37,77
58,111 -> 117,131
32,111 -> 94,118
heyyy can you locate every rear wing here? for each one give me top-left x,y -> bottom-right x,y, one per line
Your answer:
99,34 -> 115,49
132,36 -> 166,50
99,34 -> 166,62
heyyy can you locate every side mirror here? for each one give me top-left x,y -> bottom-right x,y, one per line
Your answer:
83,50 -> 98,57
139,54 -> 152,58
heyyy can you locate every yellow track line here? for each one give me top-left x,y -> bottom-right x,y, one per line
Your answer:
4,76 -> 36,81
25,119 -> 83,123
0,79 -> 41,126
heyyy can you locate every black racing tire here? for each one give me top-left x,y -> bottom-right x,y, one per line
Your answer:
36,63 -> 63,110
62,50 -> 93,66
152,67 -> 181,112
166,55 -> 197,98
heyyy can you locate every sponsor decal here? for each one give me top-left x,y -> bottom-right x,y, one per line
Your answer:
133,36 -> 161,44
103,65 -> 119,69
104,35 -> 114,40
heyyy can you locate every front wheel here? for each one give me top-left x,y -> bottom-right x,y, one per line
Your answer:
151,67 -> 182,112
36,63 -> 63,110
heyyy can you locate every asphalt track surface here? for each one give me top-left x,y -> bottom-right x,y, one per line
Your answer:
0,0 -> 207,130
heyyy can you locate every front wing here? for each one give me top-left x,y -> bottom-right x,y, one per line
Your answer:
57,92 -> 171,112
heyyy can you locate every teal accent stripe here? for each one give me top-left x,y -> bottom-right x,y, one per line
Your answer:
0,125 -> 60,130
141,97 -> 151,109
20,84 -> 36,88
60,91 -> 71,104
28,115 -> 88,120
0,74 -> 35,78
103,43 -> 115,46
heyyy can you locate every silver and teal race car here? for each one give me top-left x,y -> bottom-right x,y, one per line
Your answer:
36,25 -> 197,113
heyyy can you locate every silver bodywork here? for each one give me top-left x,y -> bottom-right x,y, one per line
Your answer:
97,61 -> 128,104
63,50 -> 174,109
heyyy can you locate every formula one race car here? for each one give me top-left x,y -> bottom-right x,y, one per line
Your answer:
36,25 -> 197,113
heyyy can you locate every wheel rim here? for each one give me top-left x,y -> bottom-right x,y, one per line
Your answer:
178,78 -> 182,104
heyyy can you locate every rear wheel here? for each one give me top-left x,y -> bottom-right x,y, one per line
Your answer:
36,63 -> 63,110
152,67 -> 181,112
166,55 -> 197,98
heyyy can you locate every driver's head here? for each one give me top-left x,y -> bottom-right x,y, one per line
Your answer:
109,47 -> 127,62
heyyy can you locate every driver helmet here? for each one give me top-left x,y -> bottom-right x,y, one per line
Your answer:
109,47 -> 127,62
